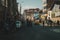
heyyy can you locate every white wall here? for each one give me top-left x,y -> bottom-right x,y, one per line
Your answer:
52,4 -> 60,17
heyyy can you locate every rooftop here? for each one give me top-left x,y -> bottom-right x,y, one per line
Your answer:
50,0 -> 60,10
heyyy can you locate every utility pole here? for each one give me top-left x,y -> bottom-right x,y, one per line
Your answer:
20,4 -> 21,14
0,0 -> 2,6
20,1 -> 24,14
19,1 -> 24,20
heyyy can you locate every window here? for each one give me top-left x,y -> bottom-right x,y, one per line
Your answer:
51,13 -> 55,18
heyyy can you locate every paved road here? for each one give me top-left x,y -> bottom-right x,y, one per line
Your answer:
0,25 -> 60,40
16,25 -> 60,40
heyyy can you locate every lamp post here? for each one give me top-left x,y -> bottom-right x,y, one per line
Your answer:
19,1 -> 24,19
20,1 -> 24,14
20,4 -> 21,14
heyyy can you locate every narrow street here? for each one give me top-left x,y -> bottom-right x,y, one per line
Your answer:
15,25 -> 60,40
0,24 -> 60,40
0,0 -> 60,40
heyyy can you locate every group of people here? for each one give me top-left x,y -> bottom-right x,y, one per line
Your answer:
39,19 -> 60,26
43,20 -> 60,26
26,19 -> 32,27
26,18 -> 60,27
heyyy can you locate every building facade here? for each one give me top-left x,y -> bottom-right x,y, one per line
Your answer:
47,0 -> 60,21
23,8 -> 40,21
0,0 -> 19,28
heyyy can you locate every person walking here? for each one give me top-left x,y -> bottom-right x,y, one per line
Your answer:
43,21 -> 44,27
30,20 -> 32,27
26,19 -> 29,27
57,20 -> 60,26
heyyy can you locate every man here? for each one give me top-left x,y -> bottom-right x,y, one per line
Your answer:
43,21 -> 44,27
57,20 -> 60,26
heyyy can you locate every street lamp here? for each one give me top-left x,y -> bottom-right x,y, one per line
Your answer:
20,1 -> 24,14
20,4 -> 21,14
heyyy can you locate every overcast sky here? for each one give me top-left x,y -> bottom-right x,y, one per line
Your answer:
17,0 -> 43,14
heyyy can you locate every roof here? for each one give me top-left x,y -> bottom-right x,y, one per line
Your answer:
50,1 -> 60,10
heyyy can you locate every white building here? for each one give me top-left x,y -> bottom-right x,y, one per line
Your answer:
48,4 -> 60,21
52,4 -> 60,17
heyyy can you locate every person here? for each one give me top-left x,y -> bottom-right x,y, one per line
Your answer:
29,20 -> 31,27
49,20 -> 53,26
39,19 -> 41,23
43,21 -> 44,27
57,20 -> 60,26
26,19 -> 29,26
29,20 -> 32,27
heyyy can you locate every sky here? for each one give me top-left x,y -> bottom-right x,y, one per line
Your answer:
17,0 -> 43,14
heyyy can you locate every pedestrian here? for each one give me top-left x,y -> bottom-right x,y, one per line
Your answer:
57,20 -> 60,26
43,21 -> 44,27
39,19 -> 41,23
26,19 -> 29,26
28,20 -> 30,26
49,20 -> 53,26
29,20 -> 32,27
